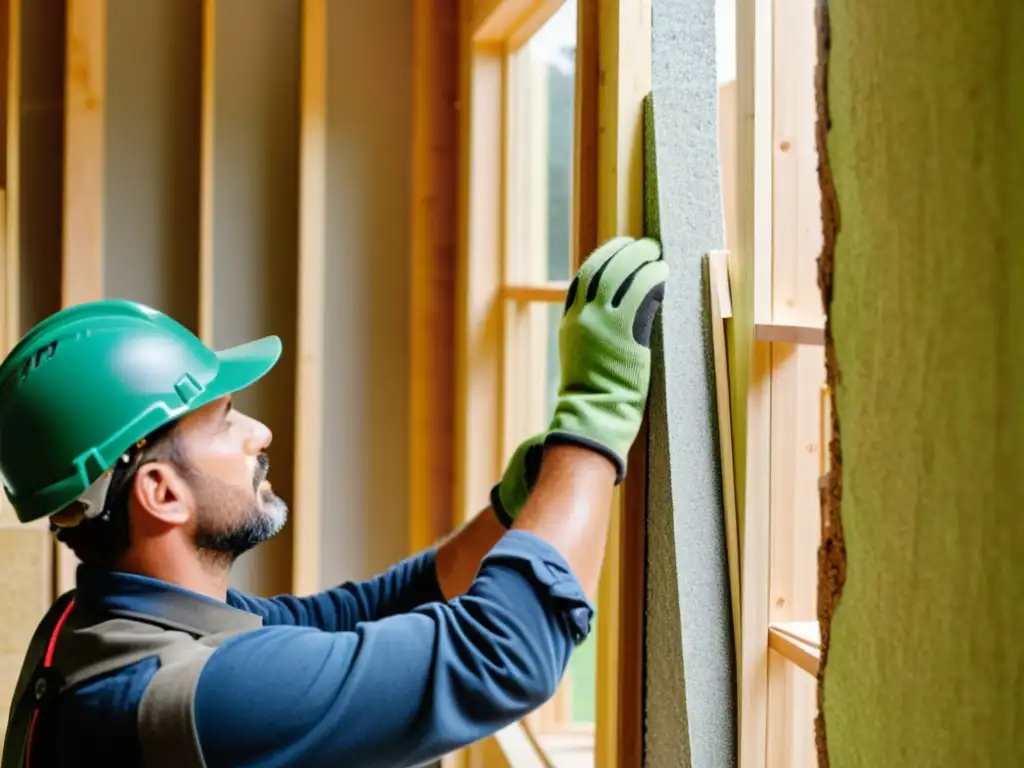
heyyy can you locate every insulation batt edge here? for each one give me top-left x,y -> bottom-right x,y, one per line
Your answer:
813,1 -> 843,766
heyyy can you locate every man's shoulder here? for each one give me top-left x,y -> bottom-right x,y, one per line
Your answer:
55,653 -> 161,766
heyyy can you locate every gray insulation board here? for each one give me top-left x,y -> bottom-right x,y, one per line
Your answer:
643,0 -> 737,765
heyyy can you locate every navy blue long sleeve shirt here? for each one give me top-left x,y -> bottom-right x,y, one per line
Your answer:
52,530 -> 594,767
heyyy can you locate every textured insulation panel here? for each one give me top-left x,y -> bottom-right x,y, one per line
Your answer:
643,0 -> 738,763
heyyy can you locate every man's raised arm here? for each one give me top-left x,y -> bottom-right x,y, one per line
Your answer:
231,237 -> 666,630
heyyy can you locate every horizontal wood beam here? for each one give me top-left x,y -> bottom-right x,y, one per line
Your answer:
768,621 -> 821,676
755,321 -> 825,347
471,0 -> 556,43
502,281 -> 570,303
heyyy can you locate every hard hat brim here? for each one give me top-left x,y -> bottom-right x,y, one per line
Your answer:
210,335 -> 283,400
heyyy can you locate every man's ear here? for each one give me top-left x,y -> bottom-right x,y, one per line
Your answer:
132,462 -> 192,527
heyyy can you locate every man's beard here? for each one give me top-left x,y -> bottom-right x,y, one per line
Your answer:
191,453 -> 288,565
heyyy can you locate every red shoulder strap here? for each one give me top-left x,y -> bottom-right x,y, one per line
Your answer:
24,598 -> 75,768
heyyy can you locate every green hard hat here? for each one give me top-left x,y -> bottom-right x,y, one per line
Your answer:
0,299 -> 281,524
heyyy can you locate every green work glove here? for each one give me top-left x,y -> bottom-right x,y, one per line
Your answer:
491,433 -> 545,527
491,236 -> 668,526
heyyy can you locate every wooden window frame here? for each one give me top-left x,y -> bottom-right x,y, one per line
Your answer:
440,1 -> 650,766
723,0 -> 827,766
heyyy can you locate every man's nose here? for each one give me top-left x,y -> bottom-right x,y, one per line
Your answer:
244,419 -> 273,454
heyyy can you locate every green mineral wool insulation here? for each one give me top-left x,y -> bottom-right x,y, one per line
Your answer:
824,0 -> 1024,765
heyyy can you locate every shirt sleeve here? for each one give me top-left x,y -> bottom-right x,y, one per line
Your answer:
226,548 -> 445,631
192,531 -> 594,768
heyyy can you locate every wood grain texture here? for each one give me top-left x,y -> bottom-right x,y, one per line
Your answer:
594,2 -> 651,767
409,0 -> 458,555
292,0 -> 327,596
58,0 -> 107,596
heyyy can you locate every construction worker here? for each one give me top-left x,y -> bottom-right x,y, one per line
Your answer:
0,236 -> 667,768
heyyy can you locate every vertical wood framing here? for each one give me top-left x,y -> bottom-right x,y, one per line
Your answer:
500,43 -> 548,472
62,0 -> 105,306
453,34 -> 503,527
570,0 -> 601,740
2,0 -> 16,366
408,0 -> 459,557
58,0 -> 107,594
733,0 -> 774,764
198,0 -> 215,346
0,26 -> 54,717
291,0 -> 326,596
572,0 -> 598,268
593,1 -> 650,767
765,0 -> 823,763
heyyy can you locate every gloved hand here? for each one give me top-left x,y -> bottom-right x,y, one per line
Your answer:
491,433 -> 545,527
491,236 -> 668,526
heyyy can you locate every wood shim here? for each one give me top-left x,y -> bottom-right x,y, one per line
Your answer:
707,251 -> 742,671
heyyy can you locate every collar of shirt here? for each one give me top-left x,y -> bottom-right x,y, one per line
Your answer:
74,564 -> 264,637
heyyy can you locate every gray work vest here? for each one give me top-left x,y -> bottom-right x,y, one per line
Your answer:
1,590 -> 255,768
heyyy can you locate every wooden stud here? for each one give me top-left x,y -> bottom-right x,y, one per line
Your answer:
733,0 -> 775,762
291,0 -> 327,597
765,0 -> 826,762
62,0 -> 105,309
58,0 -> 107,595
3,0 -> 16,359
408,0 -> 459,558
572,0 -> 598,269
0,0 -> 49,548
198,0 -> 215,346
1,2 -> 22,530
453,36 -> 504,527
593,1 -> 651,767
567,2 -> 600,748
501,283 -> 570,303
501,32 -> 553,496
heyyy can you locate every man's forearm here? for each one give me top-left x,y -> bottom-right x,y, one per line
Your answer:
436,443 -> 617,602
435,506 -> 508,599
511,444 -> 615,599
